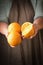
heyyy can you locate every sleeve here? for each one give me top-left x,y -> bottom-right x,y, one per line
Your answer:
0,0 -> 12,23
34,0 -> 43,19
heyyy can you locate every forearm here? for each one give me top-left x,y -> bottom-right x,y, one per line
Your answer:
33,17 -> 43,30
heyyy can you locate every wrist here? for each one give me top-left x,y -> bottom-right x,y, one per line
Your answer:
33,17 -> 43,30
33,23 -> 39,34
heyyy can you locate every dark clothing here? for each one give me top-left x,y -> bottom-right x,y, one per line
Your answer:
0,0 -> 43,23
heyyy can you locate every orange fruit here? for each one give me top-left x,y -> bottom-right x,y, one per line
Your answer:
7,22 -> 22,47
21,22 -> 35,38
7,31 -> 22,47
8,22 -> 21,33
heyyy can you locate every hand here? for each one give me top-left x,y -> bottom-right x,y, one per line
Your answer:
30,17 -> 43,39
29,23 -> 39,39
0,22 -> 8,38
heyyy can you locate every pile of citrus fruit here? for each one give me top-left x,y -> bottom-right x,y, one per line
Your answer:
7,22 -> 35,47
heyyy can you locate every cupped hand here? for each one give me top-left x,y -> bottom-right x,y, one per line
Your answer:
29,23 -> 39,39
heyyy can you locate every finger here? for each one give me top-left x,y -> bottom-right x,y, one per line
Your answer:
29,33 -> 36,39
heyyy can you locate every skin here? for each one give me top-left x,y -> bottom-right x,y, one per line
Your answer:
0,22 -> 8,37
30,17 -> 43,38
0,17 -> 43,39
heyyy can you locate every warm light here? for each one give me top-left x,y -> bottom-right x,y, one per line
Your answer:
7,22 -> 22,47
21,22 -> 35,38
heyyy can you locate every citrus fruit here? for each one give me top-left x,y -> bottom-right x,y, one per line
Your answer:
21,22 -> 35,38
8,22 -> 21,33
7,31 -> 22,47
7,22 -> 22,47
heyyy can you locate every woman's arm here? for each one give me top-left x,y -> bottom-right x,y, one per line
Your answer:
0,0 -> 12,37
30,0 -> 43,38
